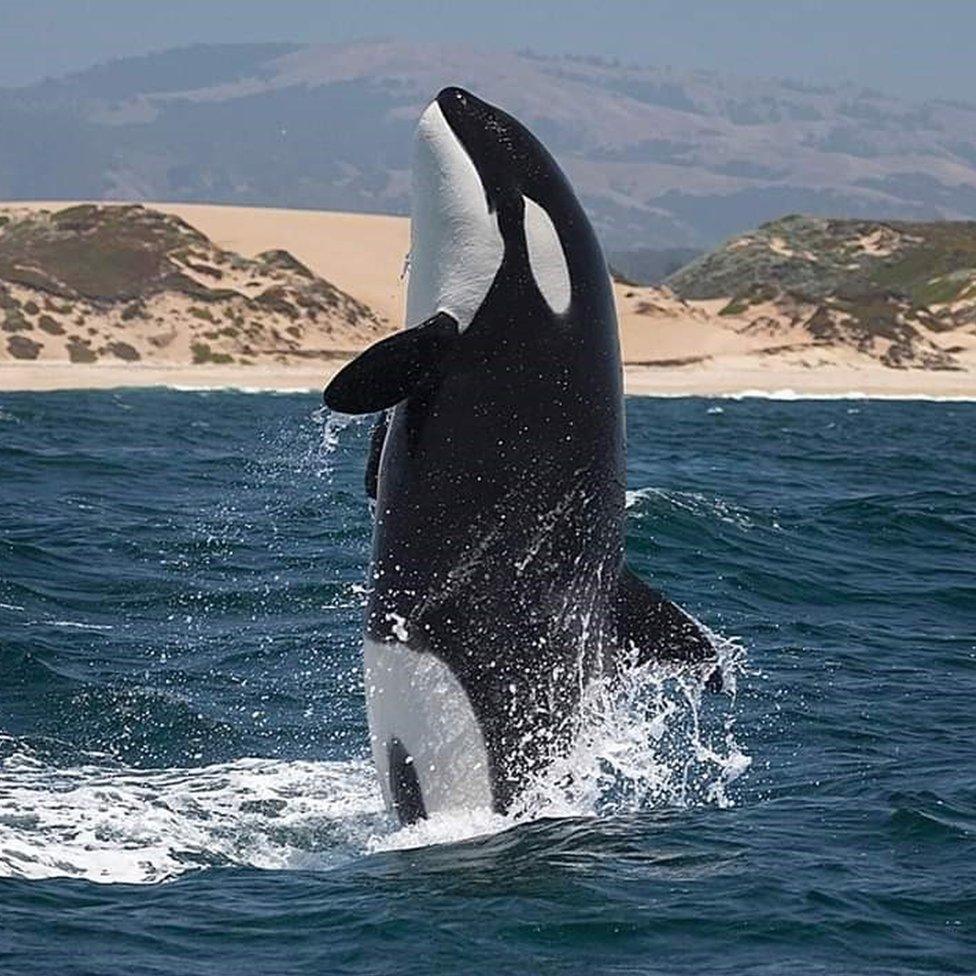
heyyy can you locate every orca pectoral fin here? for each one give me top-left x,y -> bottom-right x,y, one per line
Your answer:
323,312 -> 459,415
365,410 -> 389,501
615,565 -> 723,691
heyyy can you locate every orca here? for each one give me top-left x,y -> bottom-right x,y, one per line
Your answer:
325,87 -> 718,824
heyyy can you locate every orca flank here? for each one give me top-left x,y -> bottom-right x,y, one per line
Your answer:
324,86 -> 720,824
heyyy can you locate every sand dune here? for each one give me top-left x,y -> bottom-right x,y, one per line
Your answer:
156,204 -> 409,327
1,202 -> 974,397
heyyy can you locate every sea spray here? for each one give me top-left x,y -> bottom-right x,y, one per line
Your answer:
0,635 -> 750,883
312,405 -> 373,480
0,398 -> 753,883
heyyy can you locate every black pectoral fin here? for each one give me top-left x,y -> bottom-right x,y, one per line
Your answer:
365,410 -> 389,501
615,565 -> 722,689
323,312 -> 459,415
388,737 -> 427,825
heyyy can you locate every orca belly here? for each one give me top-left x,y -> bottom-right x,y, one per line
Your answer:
363,636 -> 493,820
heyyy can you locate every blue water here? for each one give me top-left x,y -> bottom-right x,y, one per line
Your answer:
0,389 -> 973,975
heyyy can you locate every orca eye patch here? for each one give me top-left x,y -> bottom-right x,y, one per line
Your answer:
522,196 -> 571,314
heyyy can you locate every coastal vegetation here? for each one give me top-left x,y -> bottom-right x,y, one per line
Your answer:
666,215 -> 976,368
0,204 -> 385,367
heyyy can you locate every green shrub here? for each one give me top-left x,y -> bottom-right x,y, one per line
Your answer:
7,334 -> 41,359
106,341 -> 141,361
67,339 -> 97,363
38,314 -> 64,335
2,309 -> 31,332
191,341 -> 234,365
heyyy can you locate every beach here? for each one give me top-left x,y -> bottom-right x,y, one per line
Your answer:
1,201 -> 974,397
2,359 -> 975,398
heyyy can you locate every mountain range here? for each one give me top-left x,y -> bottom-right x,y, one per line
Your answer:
3,41 -> 976,249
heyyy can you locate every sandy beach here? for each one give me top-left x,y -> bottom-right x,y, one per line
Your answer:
3,359 -> 973,399
2,201 -> 974,398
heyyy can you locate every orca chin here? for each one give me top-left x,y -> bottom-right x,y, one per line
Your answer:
408,96 -> 503,331
323,87 -> 723,825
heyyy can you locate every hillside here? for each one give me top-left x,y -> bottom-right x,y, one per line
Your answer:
1,202 -> 974,396
3,42 -> 976,249
665,215 -> 976,369
0,204 -> 386,367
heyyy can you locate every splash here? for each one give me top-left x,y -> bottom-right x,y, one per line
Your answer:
0,741 -> 384,884
374,634 -> 750,855
316,406 -> 371,460
513,641 -> 749,819
0,638 -> 749,884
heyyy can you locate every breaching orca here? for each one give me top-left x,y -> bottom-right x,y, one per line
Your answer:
325,87 -> 718,824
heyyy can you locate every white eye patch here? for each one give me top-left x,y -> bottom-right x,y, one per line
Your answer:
522,196 -> 571,315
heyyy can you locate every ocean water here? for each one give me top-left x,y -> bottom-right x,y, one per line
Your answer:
0,389 -> 973,975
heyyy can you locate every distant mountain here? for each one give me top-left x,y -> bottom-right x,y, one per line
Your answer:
665,214 -> 976,368
608,247 -> 702,285
3,42 -> 976,248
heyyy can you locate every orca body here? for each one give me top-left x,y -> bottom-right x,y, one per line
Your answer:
325,88 -> 717,823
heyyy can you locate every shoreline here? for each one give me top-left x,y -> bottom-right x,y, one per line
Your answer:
2,361 -> 974,399
3,202 -> 974,401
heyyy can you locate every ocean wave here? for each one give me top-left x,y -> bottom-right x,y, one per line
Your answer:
626,486 -> 764,530
0,748 -> 385,884
630,388 -> 976,402
167,386 -> 320,395
0,641 -> 748,885
47,620 -> 114,631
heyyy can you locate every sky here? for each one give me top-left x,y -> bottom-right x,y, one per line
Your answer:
1,0 -> 972,101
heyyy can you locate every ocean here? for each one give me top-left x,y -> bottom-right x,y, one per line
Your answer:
0,389 -> 973,975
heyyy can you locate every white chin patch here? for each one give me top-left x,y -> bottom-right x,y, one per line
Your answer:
407,101 -> 504,332
364,636 -> 493,816
523,196 -> 571,315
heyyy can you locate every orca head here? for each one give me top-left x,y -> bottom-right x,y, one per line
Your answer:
408,86 -> 599,332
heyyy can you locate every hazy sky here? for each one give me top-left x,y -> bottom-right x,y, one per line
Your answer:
2,0 -> 972,100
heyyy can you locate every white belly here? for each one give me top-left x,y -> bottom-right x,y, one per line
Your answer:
363,636 -> 493,816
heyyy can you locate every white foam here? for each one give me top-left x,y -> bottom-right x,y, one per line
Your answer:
629,388 -> 976,402
0,749 -> 385,885
368,806 -> 509,854
625,486 -> 759,529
